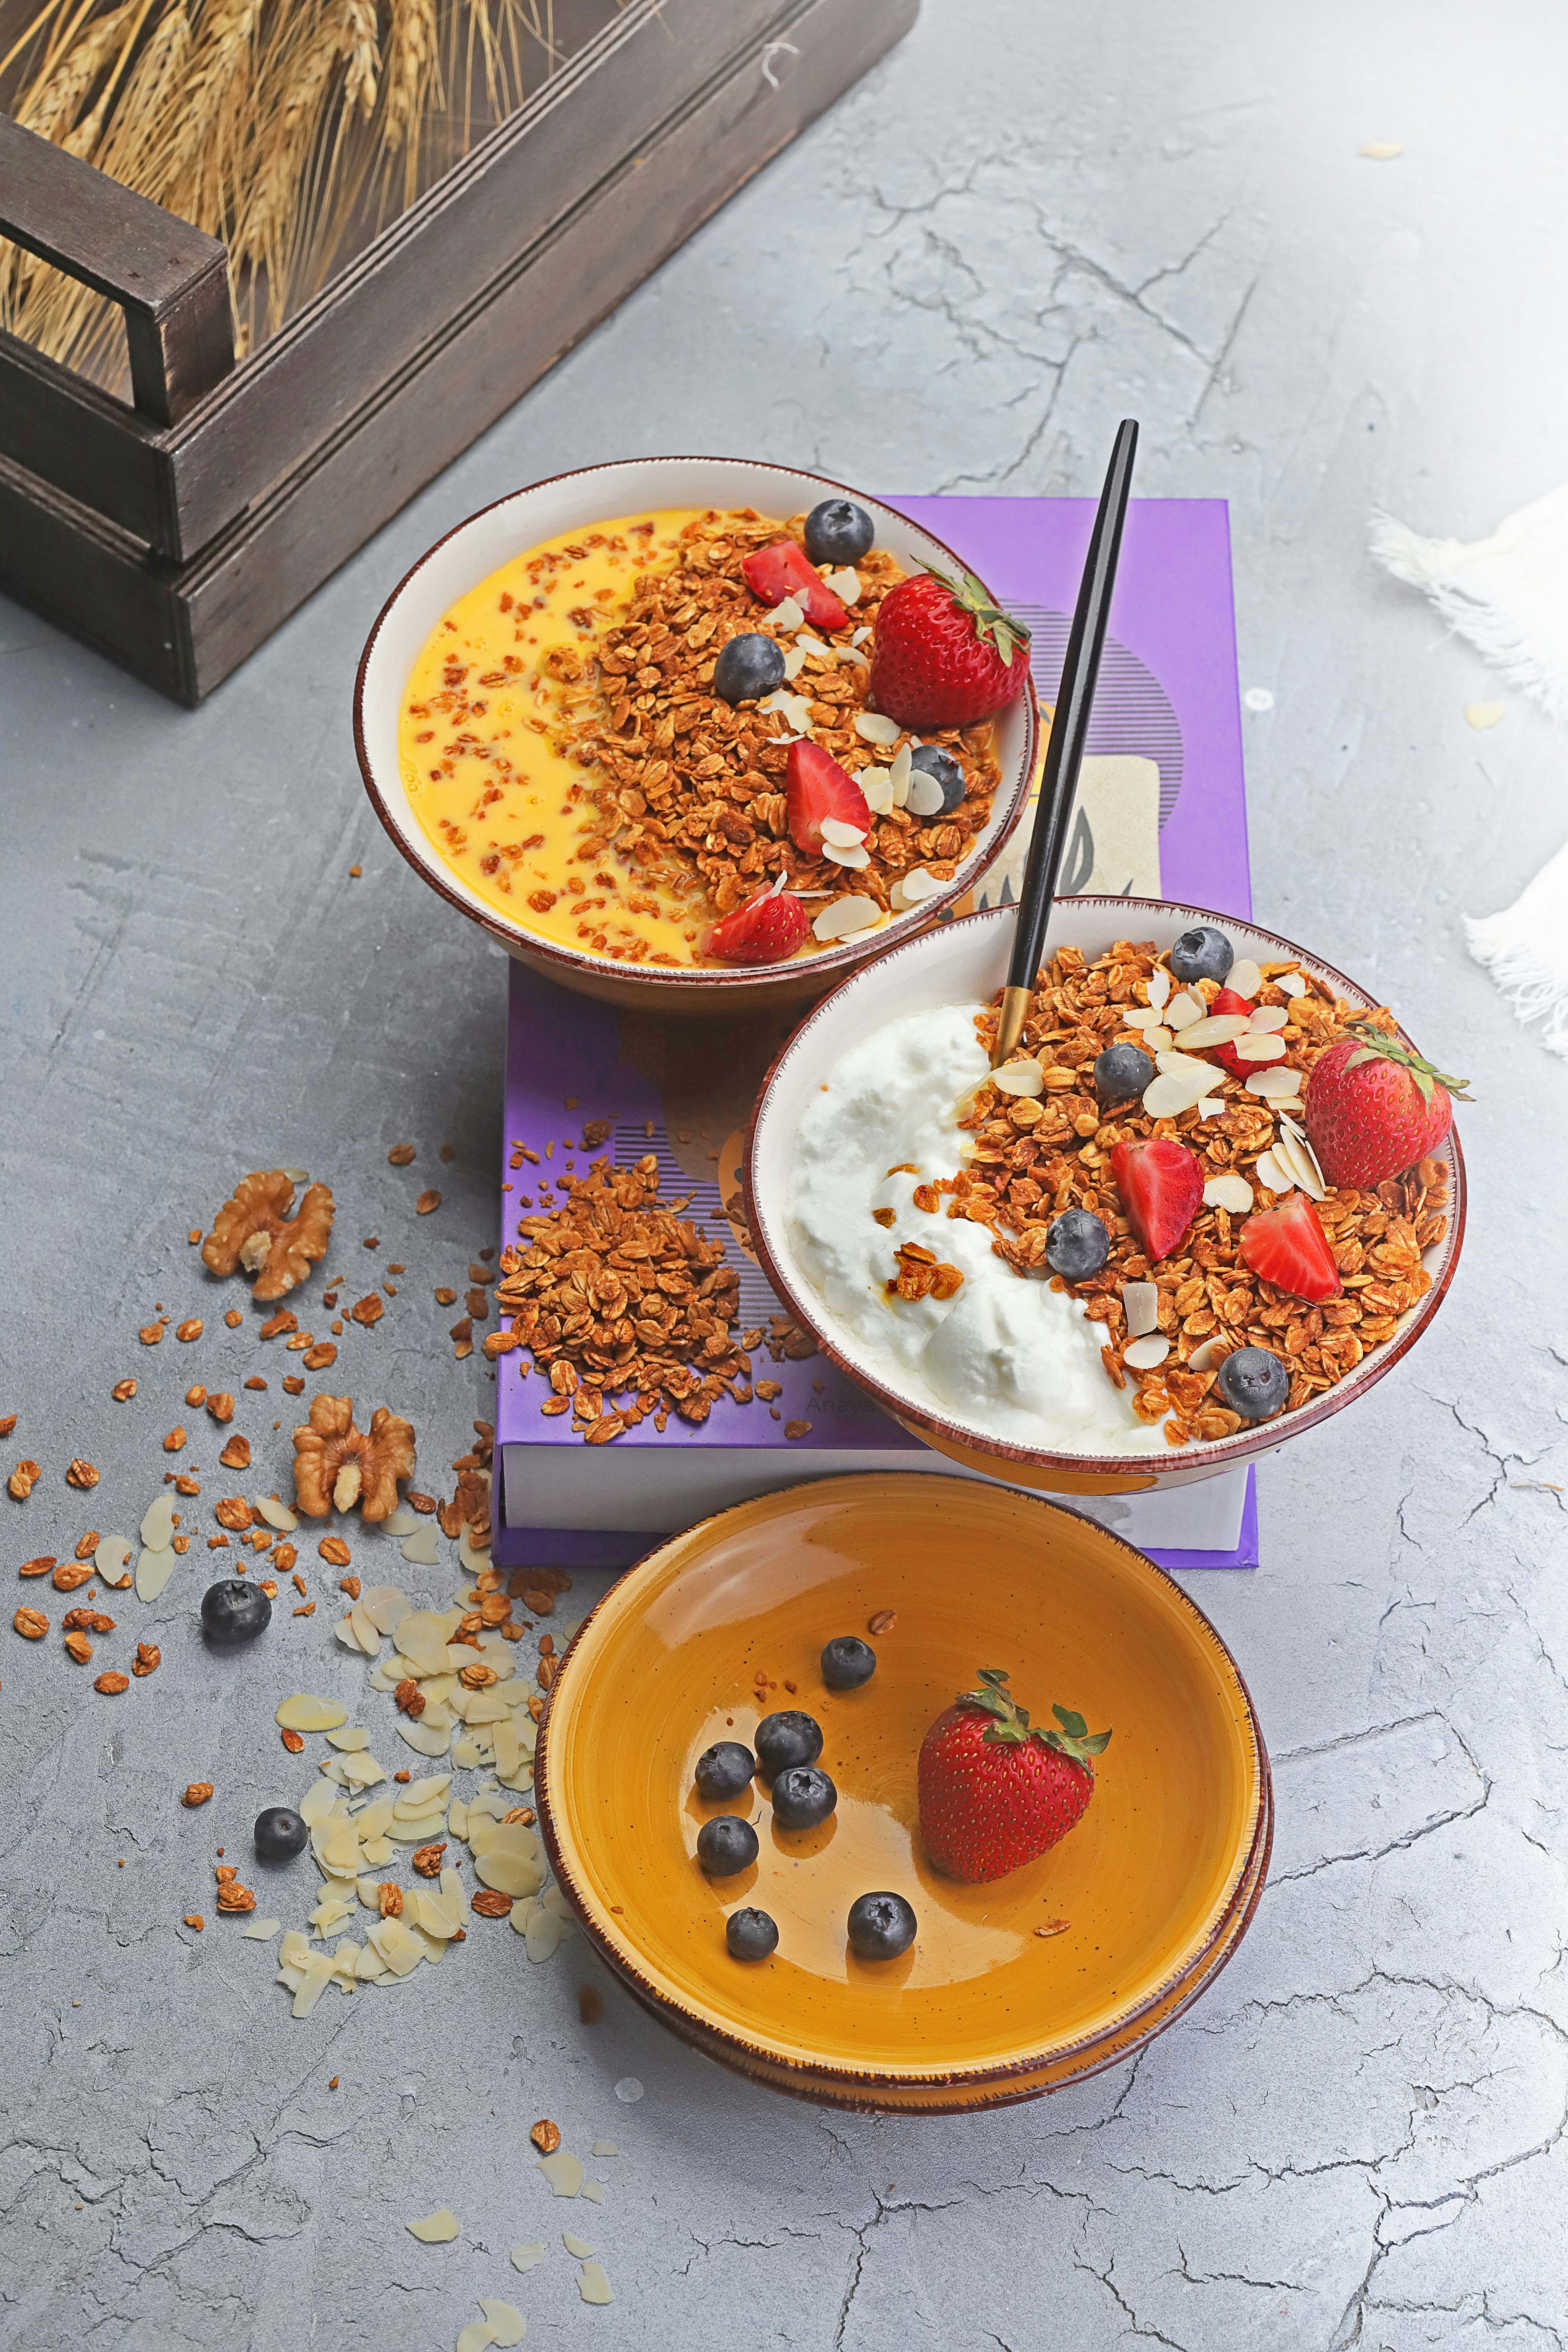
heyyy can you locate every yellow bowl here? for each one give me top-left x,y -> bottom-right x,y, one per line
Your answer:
536,1473 -> 1269,2110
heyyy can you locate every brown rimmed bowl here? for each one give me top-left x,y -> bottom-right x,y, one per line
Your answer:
353,457 -> 1039,1017
534,1474 -> 1272,2113
743,899 -> 1467,1498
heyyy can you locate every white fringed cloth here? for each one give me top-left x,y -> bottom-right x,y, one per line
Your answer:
1372,484 -> 1568,1057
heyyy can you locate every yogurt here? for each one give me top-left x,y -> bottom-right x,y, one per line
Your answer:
784,1005 -> 1165,1453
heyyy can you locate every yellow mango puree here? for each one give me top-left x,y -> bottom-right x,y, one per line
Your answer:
400,509 -> 732,966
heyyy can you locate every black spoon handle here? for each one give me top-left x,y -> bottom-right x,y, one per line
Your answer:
991,418 -> 1139,1067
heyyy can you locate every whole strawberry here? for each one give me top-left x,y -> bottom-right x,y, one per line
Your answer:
917,1666 -> 1109,1885
1304,1020 -> 1469,1188
869,567 -> 1031,730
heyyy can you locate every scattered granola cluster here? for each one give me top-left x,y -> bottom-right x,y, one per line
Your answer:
951,942 -> 1448,1444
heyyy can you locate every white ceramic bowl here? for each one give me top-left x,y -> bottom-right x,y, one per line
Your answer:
744,899 -> 1467,1497
354,457 -> 1039,1017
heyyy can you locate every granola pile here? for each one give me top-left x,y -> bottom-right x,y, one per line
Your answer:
528,509 -> 1003,953
937,942 -> 1448,1446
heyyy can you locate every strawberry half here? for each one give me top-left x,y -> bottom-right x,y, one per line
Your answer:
1304,1021 -> 1468,1188
741,541 -> 849,632
1238,1192 -> 1342,1302
917,1667 -> 1110,1885
1202,985 -> 1257,1078
1109,1137 -> 1203,1260
784,740 -> 873,856
868,566 -> 1031,730
705,883 -> 809,967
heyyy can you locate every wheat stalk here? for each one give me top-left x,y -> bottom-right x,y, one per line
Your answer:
1,0 -> 622,392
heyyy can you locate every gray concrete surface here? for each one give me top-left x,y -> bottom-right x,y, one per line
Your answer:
4,1 -> 1568,2345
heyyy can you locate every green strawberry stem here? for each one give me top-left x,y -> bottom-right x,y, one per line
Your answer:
923,565 -> 1032,668
1339,1017 -> 1472,1106
956,1668 -> 1111,1764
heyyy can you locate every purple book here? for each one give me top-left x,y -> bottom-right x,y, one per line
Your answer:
494,496 -> 1257,1573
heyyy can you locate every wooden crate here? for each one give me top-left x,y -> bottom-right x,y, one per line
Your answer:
0,0 -> 916,701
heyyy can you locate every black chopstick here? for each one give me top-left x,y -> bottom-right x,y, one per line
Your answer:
991,418 -> 1139,1067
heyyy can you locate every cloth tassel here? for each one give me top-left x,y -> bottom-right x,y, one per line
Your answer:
1372,483 -> 1568,1054
1463,832 -> 1568,1059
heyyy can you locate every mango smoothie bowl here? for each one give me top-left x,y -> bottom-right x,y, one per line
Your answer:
354,459 -> 1039,1014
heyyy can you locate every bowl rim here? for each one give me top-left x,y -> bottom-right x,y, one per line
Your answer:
742,897 -> 1468,1479
533,1470 -> 1272,2096
351,455 -> 1040,992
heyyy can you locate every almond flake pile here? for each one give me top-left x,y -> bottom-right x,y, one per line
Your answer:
418,508 -> 1001,959
488,1152 -> 746,1443
931,941 -> 1449,1444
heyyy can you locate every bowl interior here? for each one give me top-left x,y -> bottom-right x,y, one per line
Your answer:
355,457 -> 1037,982
746,898 -> 1466,1481
539,1473 -> 1265,2085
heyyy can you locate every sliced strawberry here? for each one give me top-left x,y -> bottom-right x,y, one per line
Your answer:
1109,1138 -> 1203,1260
705,884 -> 810,967
741,541 -> 850,632
785,740 -> 874,856
1204,986 -> 1257,1078
1238,1192 -> 1342,1302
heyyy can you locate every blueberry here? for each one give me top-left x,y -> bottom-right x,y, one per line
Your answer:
695,1816 -> 759,1876
200,1578 -> 272,1646
712,631 -> 786,706
1093,1041 -> 1155,1107
1170,925 -> 1234,985
695,1740 -> 756,1802
771,1764 -> 837,1830
906,744 -> 966,816
847,1891 -> 918,1960
821,1635 -> 876,1691
253,1805 -> 308,1862
724,1900 -> 780,1957
803,497 -> 875,568
726,1906 -> 779,1961
1216,1345 -> 1290,1420
1044,1208 -> 1111,1282
755,1709 -> 823,1778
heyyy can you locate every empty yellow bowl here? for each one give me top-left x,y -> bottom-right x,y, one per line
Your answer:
537,1473 -> 1269,2109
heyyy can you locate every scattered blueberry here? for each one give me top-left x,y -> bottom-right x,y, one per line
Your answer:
200,1579 -> 272,1646
1170,925 -> 1234,985
906,744 -> 966,816
847,1891 -> 918,1960
695,1816 -> 759,1876
1093,1041 -> 1155,1107
1044,1208 -> 1111,1281
712,631 -> 786,706
803,497 -> 875,567
726,1906 -> 779,1961
1216,1345 -> 1290,1420
695,1740 -> 756,1802
771,1764 -> 838,1830
821,1635 -> 876,1690
755,1709 -> 823,1778
253,1806 -> 308,1862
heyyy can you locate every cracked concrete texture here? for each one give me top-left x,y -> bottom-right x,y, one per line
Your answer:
3,0 -> 1568,2344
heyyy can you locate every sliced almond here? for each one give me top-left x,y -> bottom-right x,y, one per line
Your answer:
1203,1172 -> 1254,1214
1276,971 -> 1307,997
139,1493 -> 176,1550
1139,1025 -> 1173,1052
1122,1333 -> 1171,1372
1245,1067 -> 1301,1100
406,2208 -> 460,2243
253,1495 -> 298,1533
1167,1015 -> 1250,1050
291,1952 -> 335,2019
854,711 -> 901,746
1121,1282 -> 1159,1338
889,742 -> 912,801
1188,1336 -> 1228,1373
134,1547 -> 176,1604
1228,957 -> 1262,1000
858,767 -> 893,812
1164,991 -> 1204,1030
1274,1128 -> 1328,1200
811,895 -> 880,942
537,2145 -> 583,2194
992,1060 -> 1045,1098
820,817 -> 867,849
275,1693 -> 349,1732
905,774 -> 945,818
1248,1004 -> 1289,1034
891,867 -> 944,912
1143,1072 -> 1214,1120
95,1536 -> 133,1588
819,566 -> 861,603
823,841 -> 871,869
1255,1147 -> 1295,1195
1233,1034 -> 1288,1063
1145,967 -> 1170,1011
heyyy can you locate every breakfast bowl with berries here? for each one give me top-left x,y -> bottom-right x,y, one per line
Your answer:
744,899 -> 1467,1497
355,457 -> 1040,1014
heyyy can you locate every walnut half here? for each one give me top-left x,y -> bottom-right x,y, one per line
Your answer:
202,1172 -> 335,1303
291,1394 -> 416,1522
